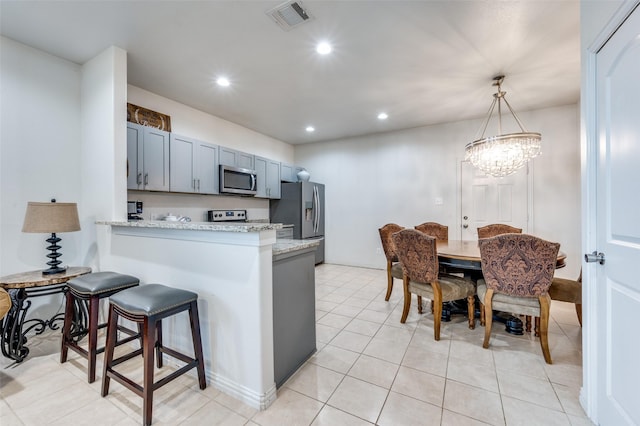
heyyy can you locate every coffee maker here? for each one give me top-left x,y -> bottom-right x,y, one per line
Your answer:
127,201 -> 143,220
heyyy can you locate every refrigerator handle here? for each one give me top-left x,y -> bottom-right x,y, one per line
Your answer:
314,185 -> 320,233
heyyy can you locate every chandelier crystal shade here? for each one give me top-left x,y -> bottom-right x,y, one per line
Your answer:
465,76 -> 541,177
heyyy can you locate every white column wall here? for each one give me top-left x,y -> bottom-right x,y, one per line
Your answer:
295,104 -> 581,279
80,46 -> 128,269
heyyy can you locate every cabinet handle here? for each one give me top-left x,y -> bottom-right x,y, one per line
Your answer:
144,173 -> 148,185
193,179 -> 196,190
197,179 -> 200,191
137,173 -> 142,185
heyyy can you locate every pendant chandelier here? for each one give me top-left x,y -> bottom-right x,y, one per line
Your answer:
465,76 -> 541,177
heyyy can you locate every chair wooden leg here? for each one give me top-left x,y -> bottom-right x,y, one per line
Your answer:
101,305 -> 119,397
575,303 -> 582,327
155,320 -> 163,368
539,295 -> 552,364
525,315 -> 532,333
479,302 -> 485,327
400,276 -> 411,324
433,290 -> 442,341
534,317 -> 540,337
189,301 -> 207,390
430,300 -> 434,314
467,295 -> 475,329
385,261 -> 393,301
87,296 -> 100,383
417,295 -> 423,314
482,289 -> 494,349
143,317 -> 156,426
60,291 -> 75,363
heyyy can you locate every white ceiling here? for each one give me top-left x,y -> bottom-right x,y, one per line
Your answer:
0,1 -> 580,145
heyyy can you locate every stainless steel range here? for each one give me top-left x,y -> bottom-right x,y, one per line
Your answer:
207,209 -> 247,222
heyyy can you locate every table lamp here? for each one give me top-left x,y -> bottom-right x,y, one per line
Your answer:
22,199 -> 81,275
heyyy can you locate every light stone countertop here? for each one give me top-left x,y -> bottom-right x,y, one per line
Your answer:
96,220 -> 283,232
273,238 -> 321,256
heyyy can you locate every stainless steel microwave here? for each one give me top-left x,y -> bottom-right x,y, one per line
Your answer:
219,165 -> 257,196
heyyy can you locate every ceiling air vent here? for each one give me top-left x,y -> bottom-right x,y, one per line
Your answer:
266,1 -> 314,31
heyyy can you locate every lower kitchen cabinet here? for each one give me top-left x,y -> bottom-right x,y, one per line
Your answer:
272,246 -> 316,388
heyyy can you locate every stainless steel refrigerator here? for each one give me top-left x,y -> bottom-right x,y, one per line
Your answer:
270,181 -> 325,264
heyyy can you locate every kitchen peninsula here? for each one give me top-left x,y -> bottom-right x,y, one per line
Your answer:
95,220 -> 319,410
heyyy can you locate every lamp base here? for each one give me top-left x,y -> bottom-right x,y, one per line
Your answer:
42,266 -> 67,275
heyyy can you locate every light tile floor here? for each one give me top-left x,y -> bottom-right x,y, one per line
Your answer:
0,263 -> 591,425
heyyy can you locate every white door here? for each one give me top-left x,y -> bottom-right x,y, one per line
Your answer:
459,160 -> 530,240
591,5 -> 640,425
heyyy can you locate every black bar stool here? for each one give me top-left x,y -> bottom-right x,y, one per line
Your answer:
101,284 -> 206,426
60,271 -> 140,383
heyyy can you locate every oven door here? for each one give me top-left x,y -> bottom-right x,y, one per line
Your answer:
219,165 -> 257,195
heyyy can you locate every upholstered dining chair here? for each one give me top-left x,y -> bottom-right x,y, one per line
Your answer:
477,224 -> 522,239
477,234 -> 560,364
549,269 -> 583,326
392,229 -> 476,340
414,222 -> 448,241
378,223 -> 405,301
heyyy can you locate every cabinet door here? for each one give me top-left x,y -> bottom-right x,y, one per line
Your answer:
266,159 -> 281,199
237,151 -> 254,170
169,134 -> 196,193
197,142 -> 219,194
219,147 -> 238,167
127,123 -> 143,189
280,162 -> 294,182
254,156 -> 268,198
142,127 -> 170,191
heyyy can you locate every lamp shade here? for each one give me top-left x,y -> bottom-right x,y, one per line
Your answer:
22,202 -> 81,233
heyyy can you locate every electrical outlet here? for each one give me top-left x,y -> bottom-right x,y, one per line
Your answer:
376,248 -> 382,255
435,197 -> 444,205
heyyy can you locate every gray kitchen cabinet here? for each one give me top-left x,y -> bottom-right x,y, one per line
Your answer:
255,156 -> 281,199
170,134 -> 218,194
280,162 -> 306,182
219,146 -> 254,170
272,246 -> 316,388
127,122 -> 169,191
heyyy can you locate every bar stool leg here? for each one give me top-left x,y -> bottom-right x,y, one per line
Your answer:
101,305 -> 118,397
189,301 -> 207,389
155,321 -> 163,368
142,317 -> 157,426
87,296 -> 100,383
60,291 -> 74,363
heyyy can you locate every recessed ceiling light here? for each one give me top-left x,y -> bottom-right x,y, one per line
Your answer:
378,112 -> 388,120
305,126 -> 315,133
216,77 -> 230,87
316,42 -> 332,55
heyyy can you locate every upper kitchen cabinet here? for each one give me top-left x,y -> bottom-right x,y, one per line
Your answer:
255,156 -> 281,199
219,147 -> 254,170
170,134 -> 219,194
127,122 -> 170,191
280,163 -> 306,182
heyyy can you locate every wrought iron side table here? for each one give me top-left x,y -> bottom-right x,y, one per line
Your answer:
0,266 -> 91,362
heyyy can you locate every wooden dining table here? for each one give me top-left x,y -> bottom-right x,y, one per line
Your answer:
434,239 -> 566,333
436,239 -> 566,275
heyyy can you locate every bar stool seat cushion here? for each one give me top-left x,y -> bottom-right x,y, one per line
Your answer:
67,272 -> 139,296
110,284 -> 198,316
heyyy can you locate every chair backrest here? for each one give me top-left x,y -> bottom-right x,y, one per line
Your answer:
414,222 -> 448,241
378,223 -> 404,262
477,224 -> 522,239
392,229 -> 439,284
478,234 -> 560,297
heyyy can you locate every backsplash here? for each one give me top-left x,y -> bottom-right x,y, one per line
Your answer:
128,191 -> 270,222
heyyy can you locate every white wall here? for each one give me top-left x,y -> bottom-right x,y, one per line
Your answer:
0,37 -> 83,276
295,104 -> 581,279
